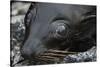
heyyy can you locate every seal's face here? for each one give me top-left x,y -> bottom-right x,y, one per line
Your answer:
21,3 -> 96,59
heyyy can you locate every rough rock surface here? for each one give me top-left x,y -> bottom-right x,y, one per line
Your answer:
63,46 -> 96,63
10,1 -> 30,66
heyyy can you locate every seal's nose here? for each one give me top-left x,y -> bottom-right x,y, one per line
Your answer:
21,38 -> 48,59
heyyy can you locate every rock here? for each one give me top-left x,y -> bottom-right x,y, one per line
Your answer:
11,2 -> 31,66
11,2 -> 30,16
63,46 -> 96,63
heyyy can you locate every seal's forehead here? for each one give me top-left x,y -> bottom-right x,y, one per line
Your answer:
35,3 -> 93,24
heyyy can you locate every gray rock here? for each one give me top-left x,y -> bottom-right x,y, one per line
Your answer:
11,2 -> 30,16
63,46 -> 96,63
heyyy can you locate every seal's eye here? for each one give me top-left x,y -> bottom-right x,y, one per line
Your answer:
51,20 -> 70,39
56,23 -> 66,36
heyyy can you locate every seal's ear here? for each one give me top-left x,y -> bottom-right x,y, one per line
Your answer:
24,3 -> 37,42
